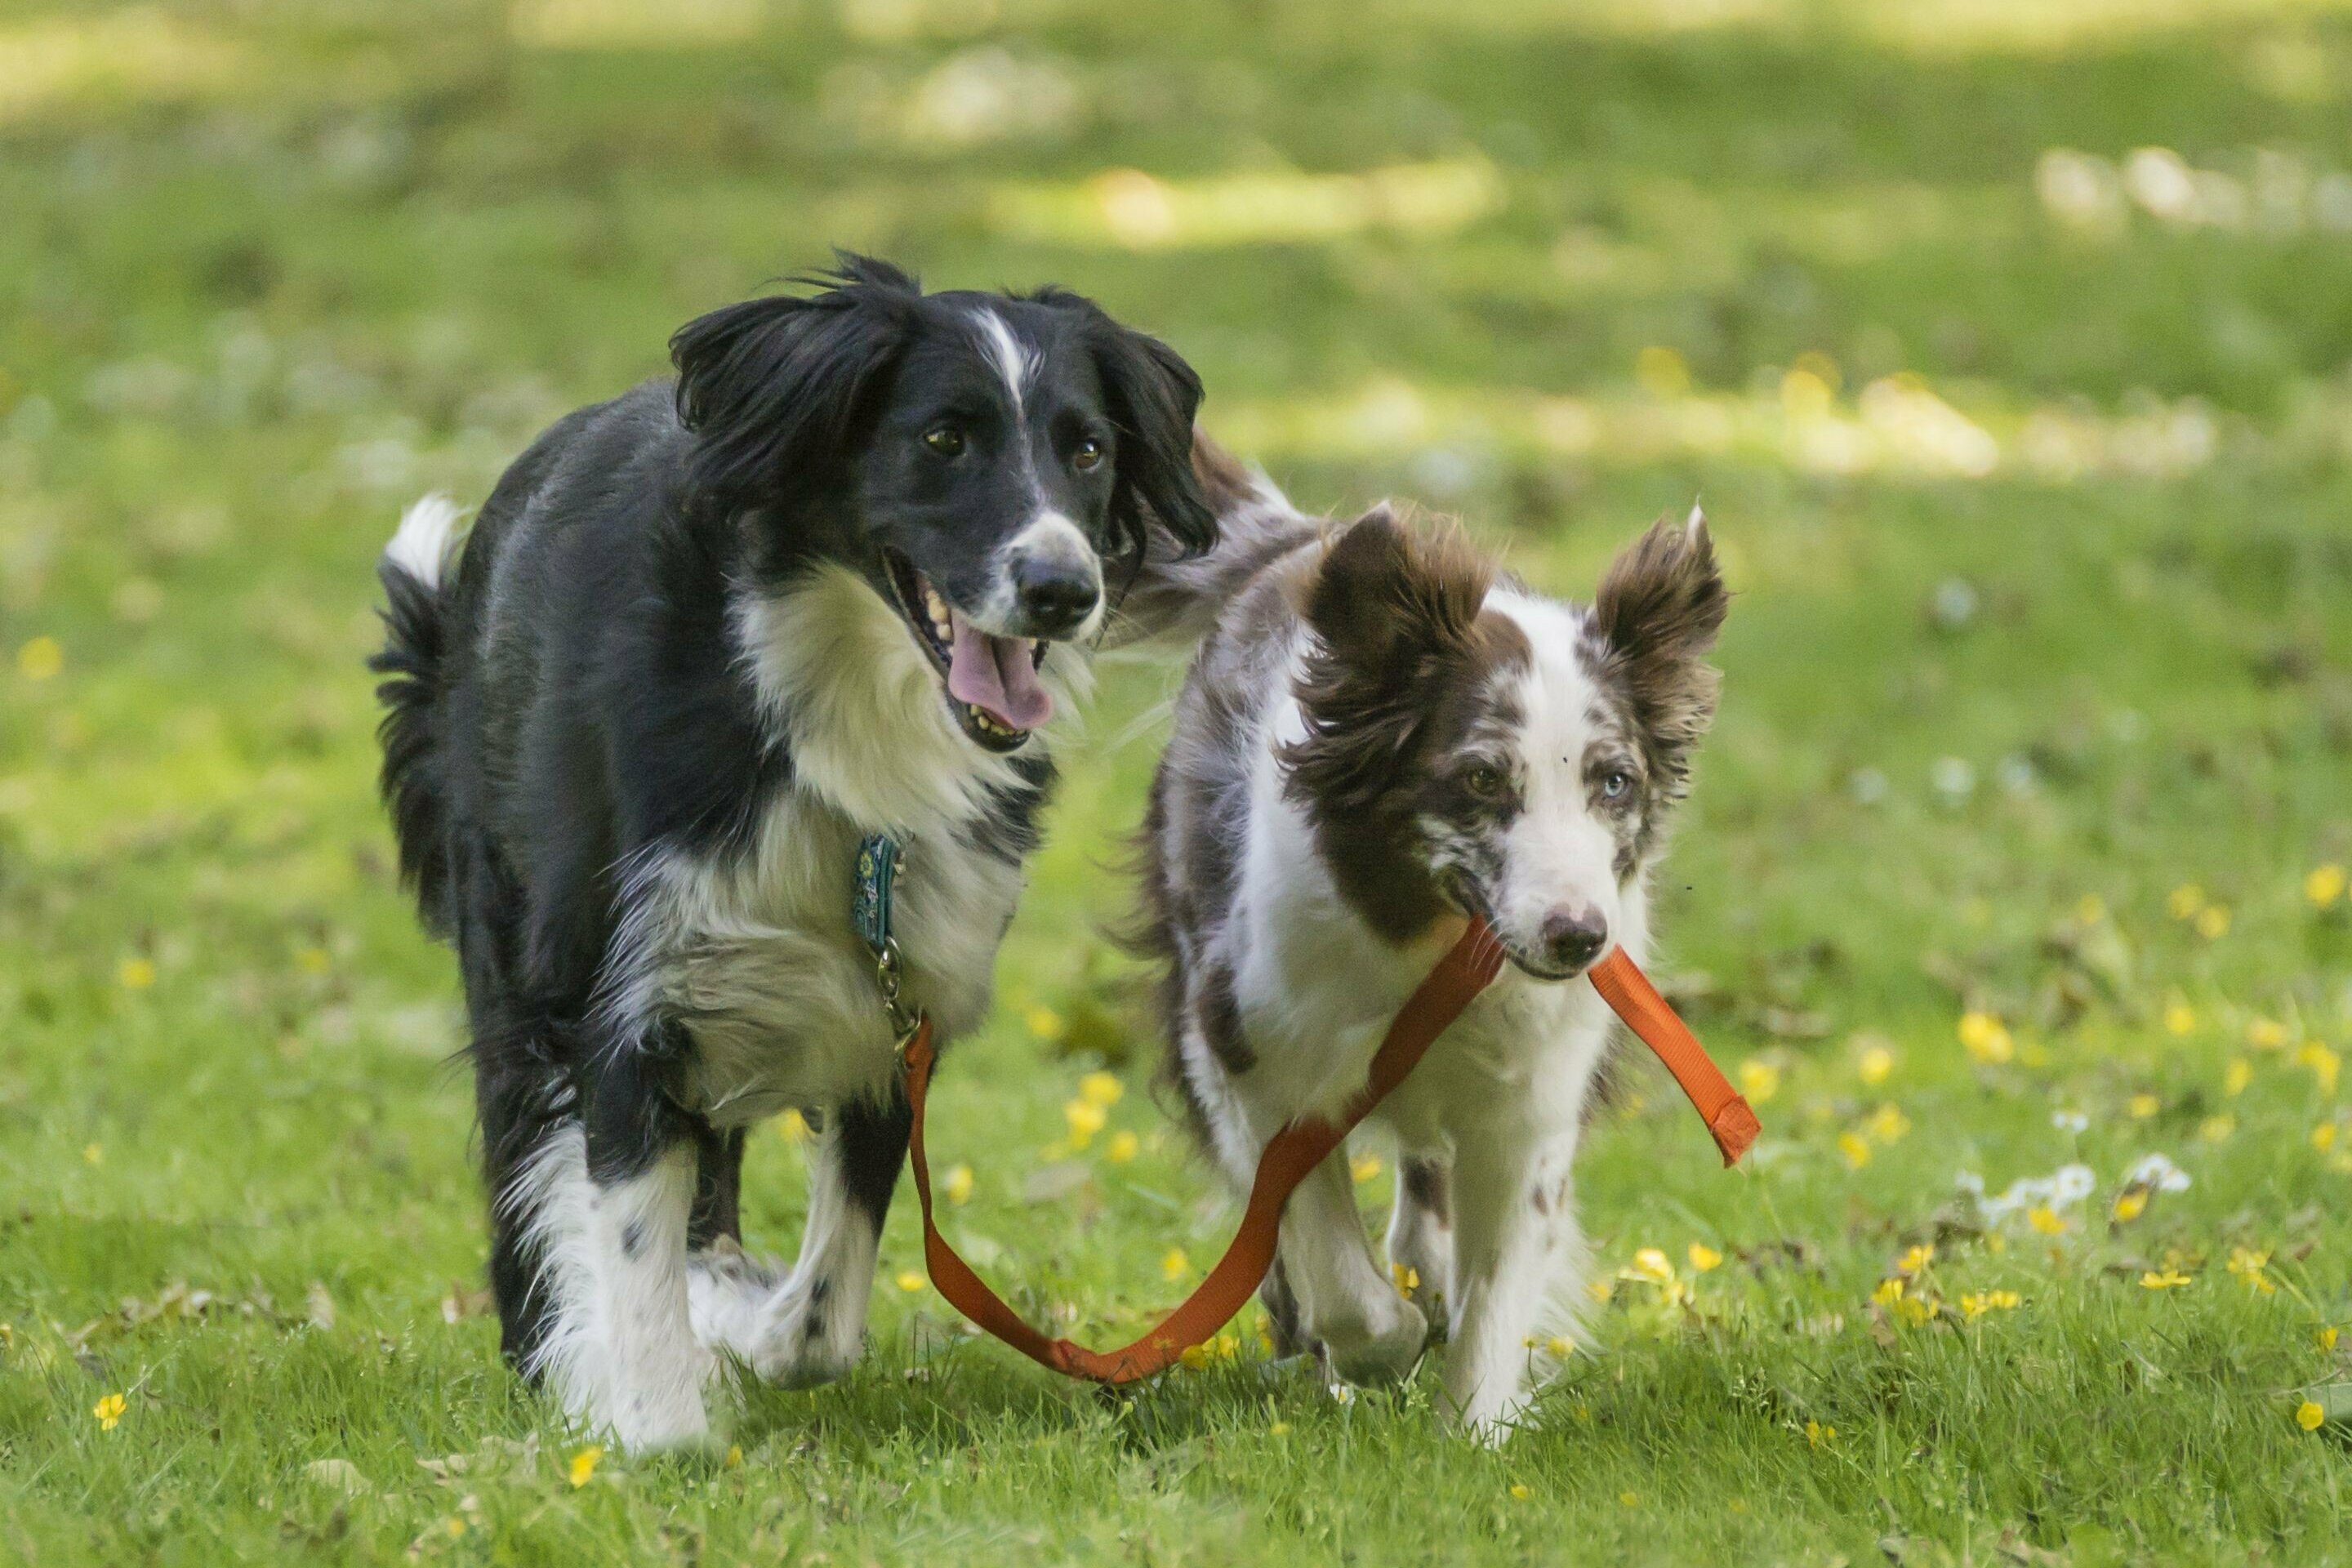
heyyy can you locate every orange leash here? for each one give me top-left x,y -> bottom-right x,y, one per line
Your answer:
900,919 -> 1754,1384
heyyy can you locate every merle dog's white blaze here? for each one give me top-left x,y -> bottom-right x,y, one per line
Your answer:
1482,590 -> 1628,964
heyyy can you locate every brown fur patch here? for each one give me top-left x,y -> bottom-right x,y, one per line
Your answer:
1588,511 -> 1728,797
1281,510 -> 1524,942
1189,429 -> 1258,514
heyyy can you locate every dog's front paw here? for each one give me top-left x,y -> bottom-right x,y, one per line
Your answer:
1318,1296 -> 1429,1388
688,1241 -> 786,1357
737,1272 -> 866,1390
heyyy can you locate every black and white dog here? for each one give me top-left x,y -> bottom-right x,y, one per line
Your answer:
1131,506 -> 1726,1439
370,257 -> 1227,1448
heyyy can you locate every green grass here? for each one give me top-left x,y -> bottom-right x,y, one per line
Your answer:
6,0 -> 2352,1561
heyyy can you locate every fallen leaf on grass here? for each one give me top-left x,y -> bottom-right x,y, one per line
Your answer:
304,1459 -> 370,1495
1021,1162 -> 1092,1204
305,1282 -> 336,1330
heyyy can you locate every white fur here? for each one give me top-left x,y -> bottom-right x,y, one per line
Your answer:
506,1130 -> 713,1449
973,307 -> 1037,417
688,1116 -> 883,1388
383,493 -> 464,589
1183,586 -> 1650,1441
733,563 -> 1088,831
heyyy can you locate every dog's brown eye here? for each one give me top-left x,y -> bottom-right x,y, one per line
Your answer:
1463,765 -> 1505,800
1072,437 -> 1104,471
1601,770 -> 1632,801
924,425 -> 965,458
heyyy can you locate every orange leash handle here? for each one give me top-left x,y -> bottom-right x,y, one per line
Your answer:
1588,948 -> 1760,1166
902,922 -> 1750,1385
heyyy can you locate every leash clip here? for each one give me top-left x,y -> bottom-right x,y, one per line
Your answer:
875,938 -> 920,1048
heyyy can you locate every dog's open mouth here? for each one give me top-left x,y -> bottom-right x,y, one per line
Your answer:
881,549 -> 1053,754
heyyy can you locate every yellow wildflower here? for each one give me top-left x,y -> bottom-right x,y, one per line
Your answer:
1619,1490 -> 1641,1508
1837,1132 -> 1873,1169
2225,1058 -> 2252,1097
1893,1294 -> 1932,1327
2127,1093 -> 2161,1120
2140,1270 -> 2193,1290
1896,1243 -> 1934,1276
2308,865 -> 2348,908
1105,1129 -> 1140,1164
2226,1248 -> 2276,1294
725,1444 -> 742,1468
2320,1326 -> 2340,1351
1805,1420 -> 1835,1448
895,1270 -> 924,1293
1508,1483 -> 1531,1500
1857,1043 -> 1895,1085
778,1108 -> 808,1143
1269,1421 -> 1290,1436
1687,1243 -> 1723,1272
2028,1205 -> 2067,1235
2167,884 -> 2206,920
93,1393 -> 126,1431
1546,1335 -> 1572,1357
2200,1115 -> 2236,1143
1063,1097 -> 1107,1148
1160,1247 -> 1188,1281
2075,893 -> 2107,924
82,1143 -> 101,1167
1391,1263 -> 1419,1297
1739,1058 -> 1782,1103
1631,1247 -> 1676,1284
1349,1152 -> 1383,1184
2297,1043 -> 2341,1096
2164,1000 -> 2196,1036
1958,1011 -> 2013,1065
941,1163 -> 975,1205
2249,1018 -> 2289,1050
16,636 -> 62,682
1078,1071 -> 1123,1108
1868,1104 -> 1912,1145
2112,1188 -> 2148,1223
1024,1005 -> 1065,1041
568,1445 -> 603,1487
2195,905 -> 2231,940
1960,1290 -> 2020,1318
1872,1277 -> 1906,1306
2315,1123 -> 2339,1152
1587,1280 -> 1615,1303
2298,1401 -> 2327,1431
117,957 -> 156,991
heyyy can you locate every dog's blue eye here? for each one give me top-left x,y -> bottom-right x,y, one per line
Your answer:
1072,437 -> 1104,472
1601,771 -> 1631,800
924,425 -> 965,457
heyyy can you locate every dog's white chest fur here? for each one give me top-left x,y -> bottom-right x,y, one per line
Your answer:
597,564 -> 1067,1125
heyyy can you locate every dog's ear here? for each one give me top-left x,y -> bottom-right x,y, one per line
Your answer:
670,255 -> 918,514
1592,506 -> 1728,778
1035,294 -> 1214,564
1305,506 -> 1490,684
1284,508 -> 1493,813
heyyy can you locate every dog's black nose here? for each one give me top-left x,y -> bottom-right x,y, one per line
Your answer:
1538,907 -> 1609,972
1012,555 -> 1100,637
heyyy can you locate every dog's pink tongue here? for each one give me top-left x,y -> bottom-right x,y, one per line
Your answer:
945,613 -> 1053,730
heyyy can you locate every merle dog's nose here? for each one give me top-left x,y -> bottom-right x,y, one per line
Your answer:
1538,907 -> 1610,972
1012,554 -> 1100,636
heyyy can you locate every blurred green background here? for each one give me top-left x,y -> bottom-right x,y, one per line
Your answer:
5,2 -> 2352,1562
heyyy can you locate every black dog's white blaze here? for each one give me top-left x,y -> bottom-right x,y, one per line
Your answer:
370,257 -> 1216,1448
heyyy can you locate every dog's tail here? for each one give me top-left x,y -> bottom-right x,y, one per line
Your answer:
1102,430 -> 1319,652
369,494 -> 466,936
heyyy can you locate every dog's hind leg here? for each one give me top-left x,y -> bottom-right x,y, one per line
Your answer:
692,1088 -> 911,1388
